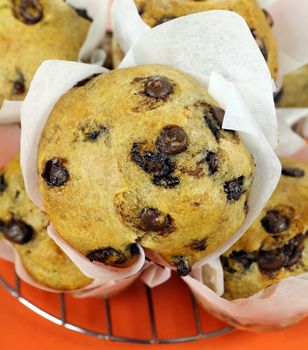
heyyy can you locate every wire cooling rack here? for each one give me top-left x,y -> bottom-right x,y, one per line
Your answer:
0,268 -> 234,344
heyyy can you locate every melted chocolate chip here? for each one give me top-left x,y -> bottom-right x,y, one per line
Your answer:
261,210 -> 290,234
144,76 -> 172,99
282,167 -> 305,178
129,243 -> 140,256
152,174 -> 180,189
174,256 -> 191,277
274,87 -> 284,103
230,250 -> 254,269
190,238 -> 207,251
42,159 -> 70,187
0,175 -> 7,194
74,73 -> 100,88
257,249 -> 284,272
12,73 -> 26,95
205,151 -> 219,175
204,108 -> 223,141
224,176 -> 244,202
74,8 -> 92,21
211,107 -> 225,127
283,234 -> 305,268
131,143 -> 175,174
156,16 -> 175,26
11,0 -> 43,25
87,247 -> 127,265
3,220 -> 34,244
156,125 -> 188,155
140,208 -> 173,232
263,9 -> 274,27
220,256 -> 236,273
251,29 -> 268,61
84,124 -> 107,142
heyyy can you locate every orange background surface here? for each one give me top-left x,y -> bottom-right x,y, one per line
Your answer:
1,257 -> 308,350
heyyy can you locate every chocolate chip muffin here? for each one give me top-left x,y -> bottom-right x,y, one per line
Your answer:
221,159 -> 308,300
38,64 -> 255,276
0,155 -> 92,290
113,0 -> 278,78
275,65 -> 308,107
0,0 -> 90,108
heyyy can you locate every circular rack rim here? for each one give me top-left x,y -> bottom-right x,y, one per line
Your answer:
0,272 -> 234,344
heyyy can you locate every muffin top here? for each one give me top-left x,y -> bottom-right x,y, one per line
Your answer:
38,64 -> 255,275
134,0 -> 278,79
0,155 -> 92,291
221,158 -> 308,300
275,65 -> 308,108
0,0 -> 90,107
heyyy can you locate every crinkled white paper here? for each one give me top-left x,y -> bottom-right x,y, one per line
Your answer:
0,0 -> 109,124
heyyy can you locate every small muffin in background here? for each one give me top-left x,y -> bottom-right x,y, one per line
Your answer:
220,158 -> 308,300
0,0 -> 91,108
112,0 -> 278,78
0,155 -> 92,291
37,64 -> 255,276
275,65 -> 308,107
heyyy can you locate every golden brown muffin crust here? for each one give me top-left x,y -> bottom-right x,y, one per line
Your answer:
0,0 -> 90,106
221,158 -> 308,300
0,155 -> 92,291
38,64 -> 255,275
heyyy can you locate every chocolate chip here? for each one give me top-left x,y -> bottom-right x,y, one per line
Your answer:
173,256 -> 191,276
140,208 -> 173,232
230,250 -> 254,269
261,210 -> 290,234
74,73 -> 100,88
220,256 -> 236,274
84,124 -> 107,142
156,125 -> 188,155
283,234 -> 305,268
190,238 -> 207,251
156,16 -> 175,26
274,87 -> 284,103
12,72 -> 26,95
144,76 -> 172,99
282,167 -> 305,178
131,143 -> 175,174
73,8 -> 92,21
257,249 -> 284,272
204,108 -> 225,141
42,158 -> 70,187
11,0 -> 44,25
152,174 -> 180,189
244,201 -> 249,214
224,176 -> 244,202
211,107 -> 225,127
87,247 -> 127,265
251,29 -> 268,61
2,220 -> 34,244
204,151 -> 219,175
0,175 -> 7,194
263,9 -> 274,27
129,243 -> 140,256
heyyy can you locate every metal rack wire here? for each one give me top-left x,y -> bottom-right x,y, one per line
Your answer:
0,270 -> 234,344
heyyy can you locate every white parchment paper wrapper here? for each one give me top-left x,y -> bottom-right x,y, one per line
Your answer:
112,0 -> 308,84
184,273 -> 308,332
0,238 -> 144,298
20,11 -> 280,289
276,108 -> 308,156
0,0 -> 109,124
